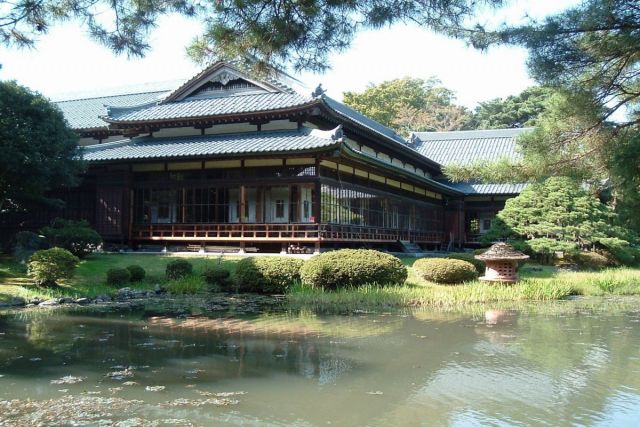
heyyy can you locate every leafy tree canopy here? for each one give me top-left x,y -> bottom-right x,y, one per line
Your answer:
484,177 -> 634,258
470,86 -> 552,129
343,77 -> 471,136
446,0 -> 640,232
1,1 -> 504,71
0,81 -> 83,213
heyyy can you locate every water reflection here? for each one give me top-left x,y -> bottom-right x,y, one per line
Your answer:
0,300 -> 639,425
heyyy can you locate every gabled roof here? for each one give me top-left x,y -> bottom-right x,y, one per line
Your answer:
413,128 -> 531,165
82,127 -> 341,162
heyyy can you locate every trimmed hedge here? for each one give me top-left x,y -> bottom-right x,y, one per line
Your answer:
27,248 -> 79,286
446,252 -> 486,274
299,249 -> 407,289
126,264 -> 146,282
106,268 -> 131,286
166,259 -> 193,280
574,252 -> 609,270
413,258 -> 478,284
235,257 -> 304,293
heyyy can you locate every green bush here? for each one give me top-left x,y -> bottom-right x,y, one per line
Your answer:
202,265 -> 232,290
236,257 -> 304,293
166,275 -> 207,294
40,218 -> 102,258
446,252 -> 486,274
413,258 -> 478,284
574,252 -> 609,270
126,264 -> 146,282
166,259 -> 193,280
299,249 -> 407,289
27,248 -> 79,286
106,268 -> 131,286
14,231 -> 48,262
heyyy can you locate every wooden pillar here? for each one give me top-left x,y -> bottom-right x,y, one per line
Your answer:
313,180 -> 321,224
239,185 -> 246,223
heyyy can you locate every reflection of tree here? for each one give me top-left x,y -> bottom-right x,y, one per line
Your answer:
26,317 -> 75,353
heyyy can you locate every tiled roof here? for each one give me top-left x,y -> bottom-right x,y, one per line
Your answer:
55,91 -> 170,130
413,128 -> 531,165
440,182 -> 527,195
82,127 -> 340,162
105,92 -> 314,123
322,96 -> 408,147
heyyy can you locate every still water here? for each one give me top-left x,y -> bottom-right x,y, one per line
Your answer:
1,299 -> 640,426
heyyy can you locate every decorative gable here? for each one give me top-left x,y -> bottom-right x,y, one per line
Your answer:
161,62 -> 292,104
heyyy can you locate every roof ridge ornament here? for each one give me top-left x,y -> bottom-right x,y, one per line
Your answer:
408,132 -> 419,147
331,124 -> 344,141
311,84 -> 326,98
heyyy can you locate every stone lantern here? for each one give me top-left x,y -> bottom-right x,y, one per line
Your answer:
475,242 -> 529,283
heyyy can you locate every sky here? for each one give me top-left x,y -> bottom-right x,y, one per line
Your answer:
0,0 -> 579,108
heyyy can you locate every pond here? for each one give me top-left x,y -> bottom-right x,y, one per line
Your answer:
1,298 -> 640,426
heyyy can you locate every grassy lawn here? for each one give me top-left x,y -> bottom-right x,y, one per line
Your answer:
2,253 -> 640,307
287,257 -> 640,310
0,253 -> 240,302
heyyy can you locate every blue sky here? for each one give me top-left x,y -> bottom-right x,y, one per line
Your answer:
0,0 -> 578,108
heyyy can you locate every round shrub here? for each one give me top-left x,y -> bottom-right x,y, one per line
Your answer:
40,219 -> 102,258
126,264 -> 146,282
27,248 -> 79,286
106,268 -> 131,286
203,266 -> 232,289
166,259 -> 193,280
299,249 -> 407,289
574,252 -> 609,270
413,258 -> 478,284
447,252 -> 486,274
235,257 -> 304,293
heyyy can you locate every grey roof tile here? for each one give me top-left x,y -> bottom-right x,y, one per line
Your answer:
413,128 -> 532,165
55,91 -> 170,130
441,182 -> 527,195
106,92 -> 314,123
82,127 -> 339,162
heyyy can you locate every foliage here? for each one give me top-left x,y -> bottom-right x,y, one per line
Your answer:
342,77 -> 471,136
413,258 -> 478,284
0,82 -> 83,215
41,219 -> 102,258
574,252 -> 610,271
13,231 -> 48,263
27,248 -> 79,286
126,265 -> 146,282
1,1 -> 197,58
483,177 -> 633,259
235,257 -> 304,293
447,1 -> 640,235
446,252 -> 485,274
166,259 -> 193,280
106,268 -> 131,286
188,1 -> 501,72
299,249 -> 407,289
202,265 -> 232,290
470,86 -> 552,129
166,275 -> 207,295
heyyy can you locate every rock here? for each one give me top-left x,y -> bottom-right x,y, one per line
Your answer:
39,299 -> 60,306
95,294 -> 111,303
74,298 -> 90,305
29,298 -> 43,305
59,297 -> 74,304
154,284 -> 165,294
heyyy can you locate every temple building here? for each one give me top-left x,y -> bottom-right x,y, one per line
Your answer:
45,61 -> 528,253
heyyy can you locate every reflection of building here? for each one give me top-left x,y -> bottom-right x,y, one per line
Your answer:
31,62 -> 526,251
